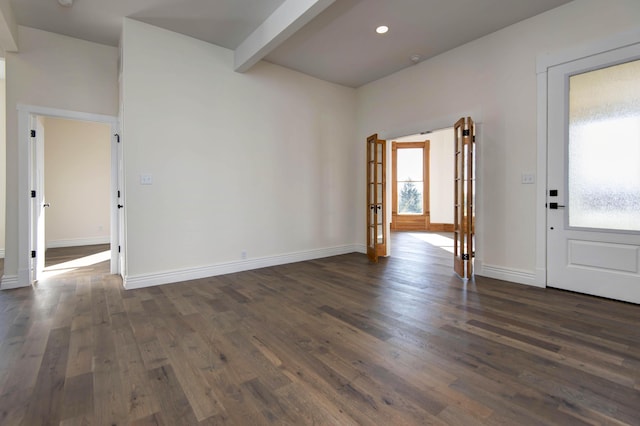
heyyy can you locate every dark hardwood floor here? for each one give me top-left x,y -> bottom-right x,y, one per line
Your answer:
0,234 -> 639,425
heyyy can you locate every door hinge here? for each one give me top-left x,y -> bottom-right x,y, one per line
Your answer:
31,250 -> 36,258
114,133 -> 120,143
462,254 -> 470,260
118,245 -> 121,253
30,130 -> 36,138
117,190 -> 121,198
31,190 -> 36,198
463,129 -> 470,137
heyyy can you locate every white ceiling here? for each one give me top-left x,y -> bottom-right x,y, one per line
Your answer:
9,0 -> 573,87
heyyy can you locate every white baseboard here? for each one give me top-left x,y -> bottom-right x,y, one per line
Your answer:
124,244 -> 363,290
475,261 -> 543,288
47,237 -> 110,249
1,275 -> 25,290
0,249 -> 4,259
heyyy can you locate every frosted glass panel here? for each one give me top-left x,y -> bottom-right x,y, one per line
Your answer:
569,60 -> 640,231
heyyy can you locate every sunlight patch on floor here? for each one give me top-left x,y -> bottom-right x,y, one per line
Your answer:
409,233 -> 455,253
40,250 -> 110,279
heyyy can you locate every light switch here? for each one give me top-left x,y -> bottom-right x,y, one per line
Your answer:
140,174 -> 153,185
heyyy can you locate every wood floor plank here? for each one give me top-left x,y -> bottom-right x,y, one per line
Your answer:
60,371 -> 94,423
147,365 -> 200,426
22,326 -> 71,425
0,318 -> 53,425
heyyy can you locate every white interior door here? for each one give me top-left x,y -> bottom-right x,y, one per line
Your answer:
547,43 -> 640,304
30,116 -> 46,282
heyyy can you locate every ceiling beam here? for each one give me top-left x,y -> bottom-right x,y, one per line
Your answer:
234,0 -> 335,73
0,0 -> 18,52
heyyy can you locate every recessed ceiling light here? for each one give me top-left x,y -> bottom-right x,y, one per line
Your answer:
376,25 -> 389,34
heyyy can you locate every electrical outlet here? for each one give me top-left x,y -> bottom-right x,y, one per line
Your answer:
521,173 -> 535,184
241,250 -> 247,259
140,174 -> 153,185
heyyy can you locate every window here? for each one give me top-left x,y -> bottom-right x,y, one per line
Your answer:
568,59 -> 640,231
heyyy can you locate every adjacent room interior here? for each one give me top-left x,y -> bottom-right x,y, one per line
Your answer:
40,117 -> 112,279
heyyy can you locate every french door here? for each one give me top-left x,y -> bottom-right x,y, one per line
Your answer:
547,43 -> 640,303
453,117 -> 474,279
366,134 -> 387,262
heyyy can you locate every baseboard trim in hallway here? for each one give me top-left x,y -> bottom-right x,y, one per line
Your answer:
474,261 -> 542,288
124,243 -> 367,289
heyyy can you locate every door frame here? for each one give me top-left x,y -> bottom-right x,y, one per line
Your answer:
535,31 -> 640,288
16,104 -> 121,288
372,112 -> 483,261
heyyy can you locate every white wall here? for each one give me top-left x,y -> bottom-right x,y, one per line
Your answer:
3,26 -> 118,283
356,0 -> 640,283
394,128 -> 454,224
43,117 -> 111,248
121,19 -> 358,285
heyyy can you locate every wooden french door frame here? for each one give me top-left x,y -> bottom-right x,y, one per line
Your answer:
366,134 -> 387,262
454,117 -> 475,279
391,141 -> 430,231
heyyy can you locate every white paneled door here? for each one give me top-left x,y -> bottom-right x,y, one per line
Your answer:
547,43 -> 640,303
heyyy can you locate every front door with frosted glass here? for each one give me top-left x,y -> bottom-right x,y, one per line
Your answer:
547,45 -> 640,304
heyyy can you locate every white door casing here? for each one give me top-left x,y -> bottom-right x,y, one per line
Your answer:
546,42 -> 640,304
16,104 -> 121,288
116,132 -> 126,278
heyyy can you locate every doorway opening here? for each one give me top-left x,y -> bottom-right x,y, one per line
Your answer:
18,105 -> 121,287
38,116 -> 113,280
388,127 -> 457,264
366,117 -> 477,277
